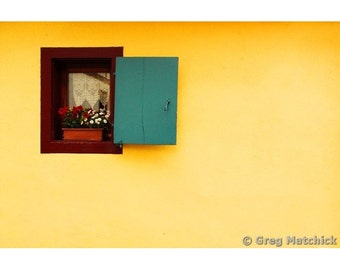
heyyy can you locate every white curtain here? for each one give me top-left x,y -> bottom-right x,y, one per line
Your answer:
68,73 -> 110,110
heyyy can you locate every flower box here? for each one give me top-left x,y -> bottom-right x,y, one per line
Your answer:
58,105 -> 111,141
62,128 -> 103,141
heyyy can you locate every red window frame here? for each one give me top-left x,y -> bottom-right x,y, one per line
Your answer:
41,47 -> 123,154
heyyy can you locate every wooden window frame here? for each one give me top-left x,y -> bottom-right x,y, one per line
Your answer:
41,47 -> 123,154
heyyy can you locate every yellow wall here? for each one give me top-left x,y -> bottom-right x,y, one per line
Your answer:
0,22 -> 339,247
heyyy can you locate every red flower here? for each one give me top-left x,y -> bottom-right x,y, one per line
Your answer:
58,106 -> 68,117
70,105 -> 84,119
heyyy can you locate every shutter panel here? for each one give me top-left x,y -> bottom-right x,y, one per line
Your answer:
114,57 -> 178,145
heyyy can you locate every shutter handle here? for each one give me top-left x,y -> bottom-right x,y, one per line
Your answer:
164,99 -> 171,111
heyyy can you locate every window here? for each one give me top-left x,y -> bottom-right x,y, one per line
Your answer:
41,47 -> 179,154
41,47 -> 123,154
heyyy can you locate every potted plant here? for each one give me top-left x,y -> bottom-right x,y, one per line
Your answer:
58,105 -> 111,141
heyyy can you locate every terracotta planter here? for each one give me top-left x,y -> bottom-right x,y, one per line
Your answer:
62,128 -> 103,141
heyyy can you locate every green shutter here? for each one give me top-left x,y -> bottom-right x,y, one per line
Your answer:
114,57 -> 178,145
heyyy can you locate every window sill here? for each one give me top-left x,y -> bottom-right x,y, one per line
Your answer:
41,140 -> 122,154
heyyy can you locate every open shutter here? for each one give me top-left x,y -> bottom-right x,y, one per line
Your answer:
114,57 -> 178,145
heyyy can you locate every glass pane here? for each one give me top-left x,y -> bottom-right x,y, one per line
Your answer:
68,73 -> 110,110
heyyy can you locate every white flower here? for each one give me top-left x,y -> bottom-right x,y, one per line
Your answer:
90,120 -> 94,124
103,119 -> 107,124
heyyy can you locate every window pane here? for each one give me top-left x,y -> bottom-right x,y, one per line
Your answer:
68,73 -> 110,110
